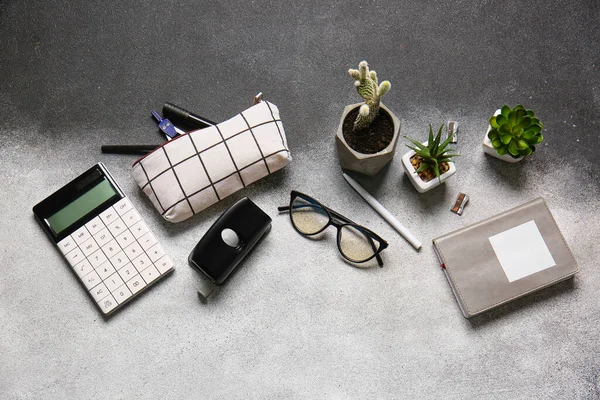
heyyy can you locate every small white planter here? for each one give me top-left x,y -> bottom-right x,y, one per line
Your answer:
401,141 -> 456,193
482,109 -> 523,163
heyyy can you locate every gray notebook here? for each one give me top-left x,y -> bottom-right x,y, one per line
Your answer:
433,198 -> 578,318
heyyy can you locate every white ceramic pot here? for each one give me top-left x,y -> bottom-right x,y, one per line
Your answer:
401,141 -> 456,193
482,109 -> 523,163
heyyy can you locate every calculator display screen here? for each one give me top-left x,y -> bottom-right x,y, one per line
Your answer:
47,179 -> 117,234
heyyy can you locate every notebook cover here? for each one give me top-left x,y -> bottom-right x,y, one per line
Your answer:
433,198 -> 578,318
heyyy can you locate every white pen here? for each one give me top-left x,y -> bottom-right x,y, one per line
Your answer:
342,173 -> 422,250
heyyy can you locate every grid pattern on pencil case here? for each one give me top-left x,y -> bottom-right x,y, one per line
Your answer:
134,102 -> 290,217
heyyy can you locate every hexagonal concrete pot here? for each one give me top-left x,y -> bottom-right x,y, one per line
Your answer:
335,102 -> 401,176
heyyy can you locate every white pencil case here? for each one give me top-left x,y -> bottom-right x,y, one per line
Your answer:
131,101 -> 291,222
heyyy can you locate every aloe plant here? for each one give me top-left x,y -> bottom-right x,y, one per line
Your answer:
405,124 -> 460,182
488,105 -> 544,158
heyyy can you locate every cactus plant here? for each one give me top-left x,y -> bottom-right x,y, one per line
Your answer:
404,124 -> 460,183
348,61 -> 391,130
488,104 -> 544,158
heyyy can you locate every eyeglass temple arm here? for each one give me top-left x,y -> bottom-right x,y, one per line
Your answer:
278,204 -> 384,267
369,237 -> 384,267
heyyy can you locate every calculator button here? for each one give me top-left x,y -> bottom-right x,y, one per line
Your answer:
73,259 -> 93,278
138,231 -> 157,251
85,216 -> 105,236
96,261 -> 116,281
88,249 -> 108,268
140,265 -> 160,284
147,243 -> 165,263
132,253 -> 152,273
122,208 -> 142,228
102,239 -> 121,259
107,217 -> 126,237
65,247 -> 84,267
114,198 -> 133,216
82,270 -> 101,290
94,228 -> 113,247
99,294 -> 118,314
154,255 -> 174,274
105,273 -> 125,292
115,229 -> 134,249
72,226 -> 91,245
126,274 -> 147,294
80,237 -> 100,257
99,206 -> 118,225
140,265 -> 160,283
130,220 -> 149,239
90,282 -> 110,302
58,236 -> 76,255
109,251 -> 128,270
117,263 -> 137,282
123,241 -> 143,261
112,284 -> 133,304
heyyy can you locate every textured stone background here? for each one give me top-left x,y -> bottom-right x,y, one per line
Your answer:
1,1 -> 599,399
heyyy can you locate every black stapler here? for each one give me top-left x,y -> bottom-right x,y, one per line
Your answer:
189,197 -> 272,300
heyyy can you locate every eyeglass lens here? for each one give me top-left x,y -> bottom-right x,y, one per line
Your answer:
290,196 -> 330,235
339,225 -> 381,262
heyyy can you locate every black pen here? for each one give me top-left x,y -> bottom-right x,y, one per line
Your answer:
101,145 -> 160,155
163,102 -> 216,131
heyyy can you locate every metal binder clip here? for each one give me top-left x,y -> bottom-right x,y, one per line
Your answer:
448,121 -> 458,144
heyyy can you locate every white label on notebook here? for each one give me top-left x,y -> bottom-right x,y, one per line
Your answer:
489,220 -> 556,282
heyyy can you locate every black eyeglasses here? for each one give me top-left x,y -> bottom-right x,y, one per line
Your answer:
278,191 -> 388,267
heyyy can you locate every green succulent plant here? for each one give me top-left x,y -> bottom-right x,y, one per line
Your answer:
488,104 -> 544,158
348,61 -> 391,130
405,124 -> 460,182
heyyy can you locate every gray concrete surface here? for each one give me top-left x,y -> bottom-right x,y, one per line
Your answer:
1,0 -> 599,398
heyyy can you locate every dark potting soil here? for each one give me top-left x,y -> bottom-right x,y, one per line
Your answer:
342,107 -> 394,154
